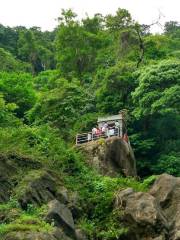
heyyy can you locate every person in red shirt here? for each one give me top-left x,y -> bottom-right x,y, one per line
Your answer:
96,127 -> 102,137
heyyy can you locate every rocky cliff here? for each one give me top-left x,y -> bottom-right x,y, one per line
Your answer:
0,154 -> 85,240
77,137 -> 137,177
1,152 -> 180,240
115,174 -> 180,240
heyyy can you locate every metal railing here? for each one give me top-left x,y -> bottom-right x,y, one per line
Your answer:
76,128 -> 121,145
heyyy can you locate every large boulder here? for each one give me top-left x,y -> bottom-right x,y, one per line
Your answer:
45,199 -> 75,238
114,174 -> 180,240
3,228 -> 73,240
114,188 -> 168,240
149,174 -> 180,240
15,169 -> 82,219
16,170 -> 69,209
75,229 -> 88,240
0,154 -> 42,204
3,232 -> 58,240
0,154 -> 15,203
77,137 -> 136,177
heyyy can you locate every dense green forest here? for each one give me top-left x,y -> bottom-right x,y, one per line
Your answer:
1,9 -> 179,176
0,8 -> 179,239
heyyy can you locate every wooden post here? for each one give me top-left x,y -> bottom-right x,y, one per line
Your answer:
119,112 -> 123,138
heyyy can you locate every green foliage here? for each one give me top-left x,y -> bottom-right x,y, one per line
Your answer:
106,8 -> 132,31
132,60 -> 180,117
0,124 -> 84,176
33,70 -> 60,90
141,175 -> 157,188
0,198 -> 20,212
0,48 -> 31,72
28,77 -> 95,139
164,21 -> 180,38
68,171 -> 149,240
0,95 -> 21,127
70,112 -> 99,138
17,29 -> 55,73
55,10 -> 105,78
0,24 -> 19,55
143,35 -> 170,60
0,8 -> 179,239
0,72 -> 37,118
153,152 -> 180,176
96,62 -> 136,114
0,202 -> 52,237
131,60 -> 180,176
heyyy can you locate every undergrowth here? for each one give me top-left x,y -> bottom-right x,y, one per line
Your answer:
0,200 -> 52,237
0,124 -> 157,239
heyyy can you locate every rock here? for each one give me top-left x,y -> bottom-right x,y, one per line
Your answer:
56,186 -> 69,204
53,228 -> 73,240
153,236 -> 165,240
115,188 -> 168,239
114,174 -> 180,239
45,199 -> 75,238
3,230 -> 73,240
0,154 -> 17,203
75,229 -> 88,240
67,192 -> 82,219
0,153 -> 42,204
77,136 -> 137,177
16,170 -> 69,209
3,232 -> 56,240
149,174 -> 180,240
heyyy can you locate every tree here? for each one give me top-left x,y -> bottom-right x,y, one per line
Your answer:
28,77 -> 95,139
96,62 -> 136,114
82,14 -> 104,33
132,60 -> 180,117
131,60 -> 180,176
0,94 -> 20,127
55,9 -> 104,79
0,72 -> 37,118
0,48 -> 31,72
164,21 -> 180,38
0,24 -> 18,55
17,30 -> 42,73
105,8 -> 132,32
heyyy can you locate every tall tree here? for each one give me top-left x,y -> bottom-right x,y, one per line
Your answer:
55,9 -> 104,79
131,60 -> 180,176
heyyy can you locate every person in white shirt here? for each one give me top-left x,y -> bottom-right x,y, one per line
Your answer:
102,122 -> 108,137
115,121 -> 120,136
115,121 -> 120,128
92,127 -> 97,139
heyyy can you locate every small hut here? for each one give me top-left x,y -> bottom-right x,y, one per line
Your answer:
76,110 -> 127,144
97,111 -> 125,137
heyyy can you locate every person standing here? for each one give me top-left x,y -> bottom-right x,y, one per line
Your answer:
115,120 -> 120,136
92,127 -> 97,140
96,126 -> 102,138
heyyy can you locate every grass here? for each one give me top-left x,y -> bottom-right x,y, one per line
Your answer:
0,201 -> 53,237
0,124 -> 158,240
64,163 -> 157,240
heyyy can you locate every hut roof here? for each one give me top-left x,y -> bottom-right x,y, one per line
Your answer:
97,114 -> 122,123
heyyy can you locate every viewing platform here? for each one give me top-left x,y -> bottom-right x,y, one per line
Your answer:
76,110 -> 128,145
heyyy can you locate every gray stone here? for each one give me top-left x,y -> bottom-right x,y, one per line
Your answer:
149,174 -> 180,240
115,188 -> 168,239
45,199 -> 75,237
77,136 -> 137,177
4,232 -> 57,240
4,230 -> 74,240
16,170 -> 70,210
75,229 -> 88,240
